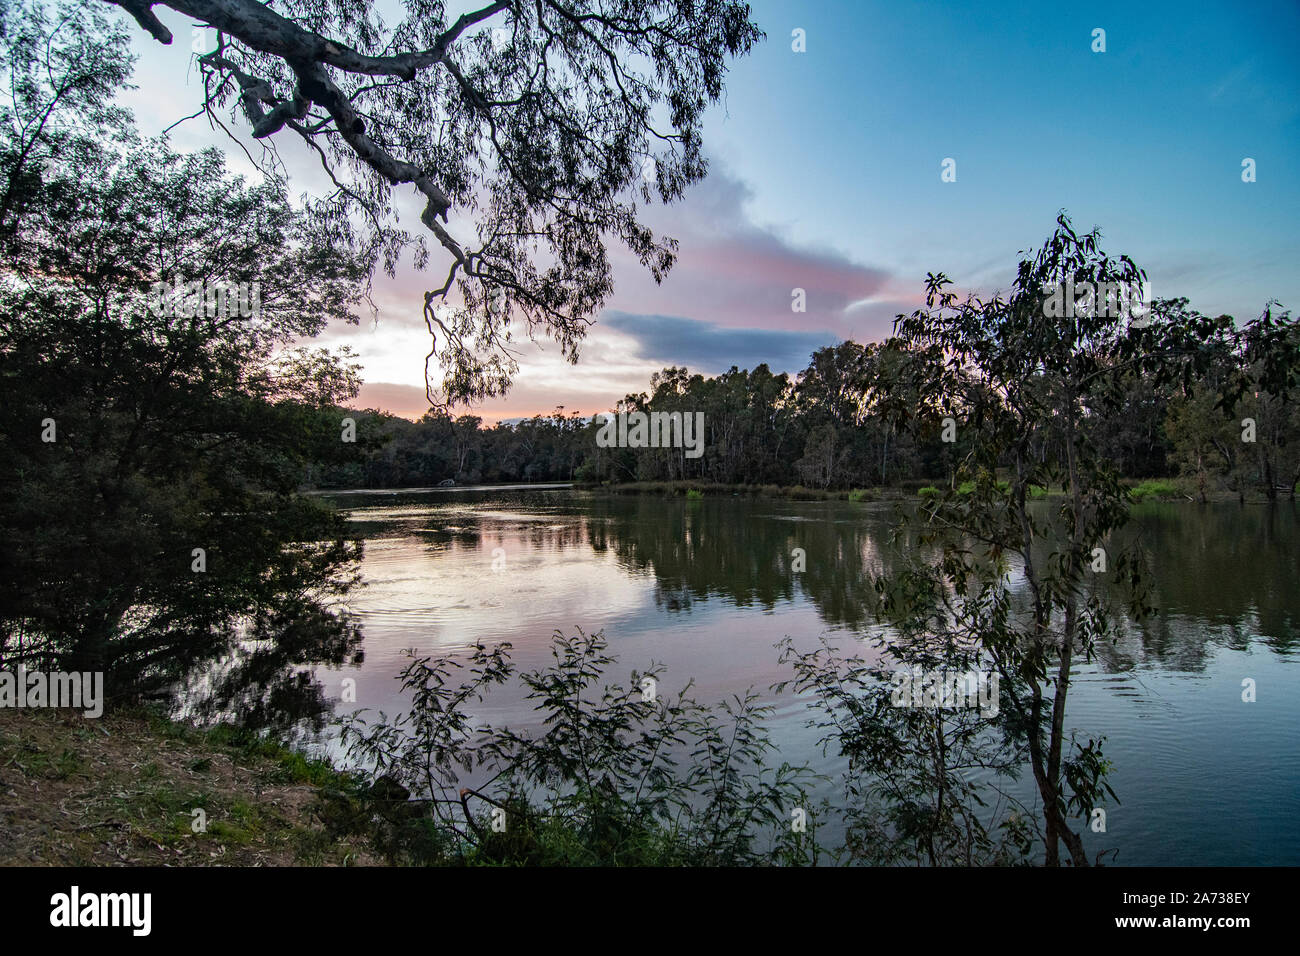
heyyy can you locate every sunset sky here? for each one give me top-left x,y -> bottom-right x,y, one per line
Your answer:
119,0 -> 1300,422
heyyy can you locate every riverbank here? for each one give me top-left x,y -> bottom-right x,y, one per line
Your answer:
0,704 -> 817,867
306,476 -> 1288,504
576,477 -> 1229,502
0,708 -> 378,866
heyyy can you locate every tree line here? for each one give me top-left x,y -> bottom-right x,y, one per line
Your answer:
316,324 -> 1300,500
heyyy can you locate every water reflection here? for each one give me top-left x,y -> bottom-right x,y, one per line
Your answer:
309,488 -> 1299,864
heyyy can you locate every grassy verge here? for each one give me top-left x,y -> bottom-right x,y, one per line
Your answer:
0,707 -> 380,866
1126,479 -> 1184,501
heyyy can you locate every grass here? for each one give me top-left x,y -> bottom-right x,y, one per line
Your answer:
920,478 -> 1189,502
1128,479 -> 1181,501
0,707 -> 379,866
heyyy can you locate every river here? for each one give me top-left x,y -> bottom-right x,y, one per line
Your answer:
310,486 -> 1300,865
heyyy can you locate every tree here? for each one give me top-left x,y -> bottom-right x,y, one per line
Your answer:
103,0 -> 763,405
1090,374 -> 1171,479
1,2 -> 374,713
794,342 -> 922,487
874,215 -> 1288,865
1241,305 -> 1300,500
1166,382 -> 1236,503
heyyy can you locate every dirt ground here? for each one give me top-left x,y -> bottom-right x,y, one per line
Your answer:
0,708 -> 380,866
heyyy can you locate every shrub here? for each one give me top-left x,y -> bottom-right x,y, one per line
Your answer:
336,630 -> 817,866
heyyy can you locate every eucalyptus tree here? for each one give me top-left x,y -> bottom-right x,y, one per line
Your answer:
875,215 -> 1294,865
103,0 -> 763,405
0,136 -> 372,701
1166,380 -> 1239,503
1240,307 -> 1300,499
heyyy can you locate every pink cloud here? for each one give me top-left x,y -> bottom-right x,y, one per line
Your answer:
326,164 -> 916,419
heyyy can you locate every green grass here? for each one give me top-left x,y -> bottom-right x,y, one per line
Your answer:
11,743 -> 82,780
146,712 -> 340,786
684,488 -> 703,500
1129,479 -> 1180,501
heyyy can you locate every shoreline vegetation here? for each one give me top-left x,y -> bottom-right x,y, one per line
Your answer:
0,626 -> 1016,868
373,476 -> 1281,504
2,639 -> 832,868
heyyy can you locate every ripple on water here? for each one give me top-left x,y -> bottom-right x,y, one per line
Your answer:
317,492 -> 1300,865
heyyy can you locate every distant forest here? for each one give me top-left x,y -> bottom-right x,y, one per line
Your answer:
311,336 -> 1300,500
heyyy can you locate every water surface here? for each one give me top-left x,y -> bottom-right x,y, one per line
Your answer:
313,487 -> 1300,865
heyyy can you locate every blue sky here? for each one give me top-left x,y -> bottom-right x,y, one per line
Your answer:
118,0 -> 1299,419
716,0 -> 1299,308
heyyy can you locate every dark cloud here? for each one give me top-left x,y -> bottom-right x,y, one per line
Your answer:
603,311 -> 838,375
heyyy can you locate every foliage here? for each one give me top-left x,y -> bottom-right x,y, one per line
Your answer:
0,4 -> 372,721
105,0 -> 763,405
777,630 -> 1031,866
1128,480 -> 1179,501
309,335 -> 1299,500
336,629 -> 817,865
865,213 -> 1294,865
